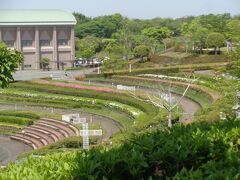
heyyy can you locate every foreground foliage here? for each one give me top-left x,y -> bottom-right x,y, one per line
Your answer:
1,119 -> 239,179
0,43 -> 23,88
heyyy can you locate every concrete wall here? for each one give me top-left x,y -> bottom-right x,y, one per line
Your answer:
0,26 -> 75,70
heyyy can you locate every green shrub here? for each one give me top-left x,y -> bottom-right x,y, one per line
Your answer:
1,119 -> 239,179
0,110 -> 40,119
0,115 -> 33,126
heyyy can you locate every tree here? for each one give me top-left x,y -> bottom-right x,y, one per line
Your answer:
206,33 -> 225,55
192,28 -> 209,53
142,27 -> 171,43
40,57 -> 50,69
0,42 -> 23,88
181,19 -> 209,53
226,20 -> 240,42
129,75 -> 196,128
228,47 -> 240,77
76,36 -> 101,59
102,57 -> 128,73
75,14 -> 123,39
133,45 -> 150,62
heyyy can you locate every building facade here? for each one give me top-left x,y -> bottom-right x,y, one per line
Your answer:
0,10 -> 76,70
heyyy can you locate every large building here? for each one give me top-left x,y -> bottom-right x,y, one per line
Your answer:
0,10 -> 76,70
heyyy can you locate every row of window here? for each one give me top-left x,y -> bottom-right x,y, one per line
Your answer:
3,39 -> 69,47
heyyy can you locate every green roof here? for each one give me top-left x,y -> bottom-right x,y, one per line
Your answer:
0,10 -> 77,26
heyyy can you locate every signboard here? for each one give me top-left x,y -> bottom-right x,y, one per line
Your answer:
80,130 -> 103,136
62,114 -> 80,123
79,123 -> 102,150
74,118 -> 86,124
117,85 -> 135,91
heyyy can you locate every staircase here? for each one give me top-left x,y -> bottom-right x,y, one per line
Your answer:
10,118 -> 79,149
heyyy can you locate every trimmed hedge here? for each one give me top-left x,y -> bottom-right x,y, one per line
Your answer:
0,110 -> 40,120
11,82 -> 158,116
0,115 -> 34,126
86,62 -> 227,79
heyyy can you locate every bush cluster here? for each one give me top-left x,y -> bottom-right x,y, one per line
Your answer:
1,119 -> 239,179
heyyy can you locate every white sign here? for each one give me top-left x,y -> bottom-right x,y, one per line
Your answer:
74,118 -> 87,124
79,123 -> 102,150
80,130 -> 103,136
62,114 -> 80,123
117,85 -> 135,91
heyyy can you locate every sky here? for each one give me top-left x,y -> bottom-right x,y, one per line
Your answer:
1,0 -> 240,19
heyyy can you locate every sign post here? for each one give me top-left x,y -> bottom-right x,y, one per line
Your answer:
80,123 -> 102,150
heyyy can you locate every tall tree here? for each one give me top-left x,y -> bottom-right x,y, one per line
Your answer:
142,27 -> 171,43
76,36 -> 101,58
133,45 -> 150,62
0,42 -> 23,88
206,33 -> 225,55
226,20 -> 240,42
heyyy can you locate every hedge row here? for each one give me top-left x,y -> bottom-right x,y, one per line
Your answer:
0,110 -> 40,120
0,115 -> 34,126
86,62 -> 227,79
11,82 -> 158,117
19,136 -> 98,158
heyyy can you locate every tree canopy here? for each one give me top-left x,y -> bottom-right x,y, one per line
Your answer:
0,42 -> 23,88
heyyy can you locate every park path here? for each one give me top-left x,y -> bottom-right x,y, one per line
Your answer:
78,80 -> 201,122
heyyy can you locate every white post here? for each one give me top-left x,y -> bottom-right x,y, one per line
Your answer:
97,64 -> 100,74
88,80 -> 91,85
82,123 -> 89,150
168,110 -> 172,128
129,64 -> 132,73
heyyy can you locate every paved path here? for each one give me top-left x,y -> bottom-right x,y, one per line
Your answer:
80,80 -> 201,122
13,68 -> 97,81
0,136 -> 31,166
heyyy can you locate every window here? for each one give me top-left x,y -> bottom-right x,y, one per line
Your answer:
24,64 -> 32,68
3,40 -> 14,47
57,39 -> 68,46
22,40 -> 32,47
40,40 -> 50,46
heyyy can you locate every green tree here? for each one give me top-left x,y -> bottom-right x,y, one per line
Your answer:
0,42 -> 23,88
142,27 -> 171,43
133,45 -> 150,62
206,32 -> 225,55
75,14 -> 123,39
226,20 -> 240,42
192,27 -> 209,53
76,36 -> 101,58
40,57 -> 50,69
229,47 -> 240,77
102,57 -> 128,73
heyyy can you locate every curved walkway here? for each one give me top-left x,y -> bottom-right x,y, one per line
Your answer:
80,80 -> 201,122
0,136 -> 31,166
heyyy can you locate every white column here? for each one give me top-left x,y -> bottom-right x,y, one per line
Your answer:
70,26 -> 75,67
17,27 -> 21,50
35,27 -> 40,69
17,27 -> 23,70
53,26 -> 58,69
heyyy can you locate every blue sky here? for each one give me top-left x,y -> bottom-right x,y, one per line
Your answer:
1,0 -> 240,19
